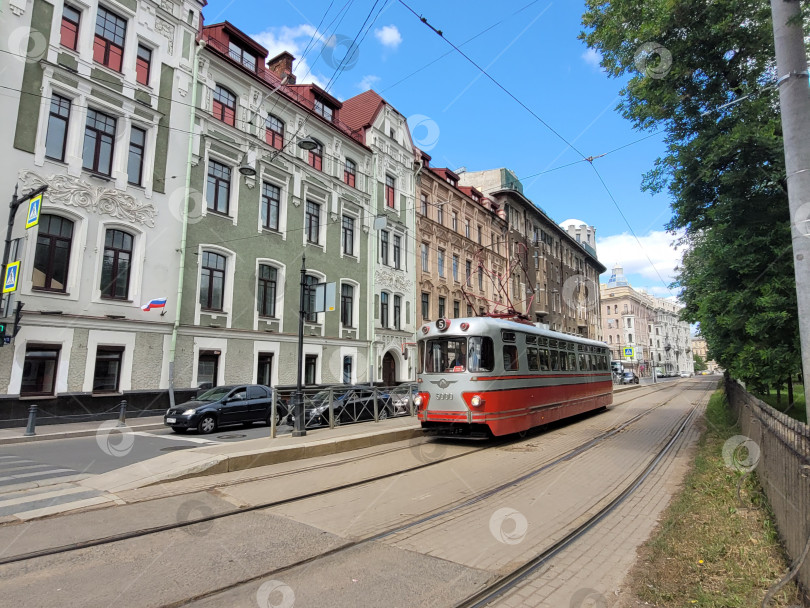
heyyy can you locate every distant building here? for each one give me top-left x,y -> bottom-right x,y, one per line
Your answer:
600,265 -> 694,376
691,337 -> 718,372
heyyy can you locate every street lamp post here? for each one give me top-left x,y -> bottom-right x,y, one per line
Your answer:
293,255 -> 307,437
3,184 -> 47,317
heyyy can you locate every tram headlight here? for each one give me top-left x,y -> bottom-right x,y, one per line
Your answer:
413,395 -> 423,407
470,395 -> 485,408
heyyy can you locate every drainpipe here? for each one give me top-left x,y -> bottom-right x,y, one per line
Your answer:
368,152 -> 377,384
412,155 -> 424,380
168,39 -> 205,408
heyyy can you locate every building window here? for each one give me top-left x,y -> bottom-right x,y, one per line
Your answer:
314,98 -> 333,122
93,346 -> 123,393
101,229 -> 133,299
344,159 -> 356,187
421,292 -> 430,320
266,114 -> 284,150
93,7 -> 126,72
385,174 -> 396,208
380,230 -> 389,265
437,204 -> 444,226
477,225 -> 482,245
60,5 -> 80,50
380,292 -> 389,327
393,235 -> 401,269
464,220 -> 470,238
467,304 -> 473,317
453,300 -> 460,318
342,215 -> 355,255
228,41 -> 256,71
200,251 -> 226,311
465,260 -> 472,285
452,255 -> 459,281
305,200 -> 320,244
420,193 -> 428,215
136,45 -> 152,86
304,274 -> 319,322
393,295 -> 401,330
33,215 -> 73,292
478,266 -> 483,290
438,296 -> 446,319
21,346 -> 60,396
343,356 -> 352,384
437,249 -> 445,278
308,140 -> 323,171
127,126 -> 146,185
341,283 -> 354,327
305,354 -> 317,385
451,212 -> 458,231
212,85 -> 236,126
421,243 -> 429,272
197,351 -> 219,388
261,182 -> 280,230
206,160 -> 231,215
257,353 -> 273,385
83,109 -> 116,175
257,264 -> 278,317
45,95 -> 71,162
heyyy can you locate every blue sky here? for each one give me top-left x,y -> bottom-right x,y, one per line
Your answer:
202,0 -> 682,299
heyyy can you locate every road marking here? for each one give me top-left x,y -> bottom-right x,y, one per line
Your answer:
0,468 -> 74,482
130,431 -> 221,445
0,484 -> 93,509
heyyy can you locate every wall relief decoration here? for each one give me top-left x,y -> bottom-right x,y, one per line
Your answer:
155,17 -> 175,53
375,267 -> 412,293
20,171 -> 158,227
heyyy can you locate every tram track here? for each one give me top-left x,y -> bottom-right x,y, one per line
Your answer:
0,381 -> 684,569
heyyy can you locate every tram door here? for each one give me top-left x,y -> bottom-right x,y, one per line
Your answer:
382,352 -> 396,386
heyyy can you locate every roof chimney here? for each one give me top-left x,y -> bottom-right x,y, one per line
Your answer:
267,51 -> 296,84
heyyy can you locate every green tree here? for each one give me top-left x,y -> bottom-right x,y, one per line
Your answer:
693,353 -> 707,372
581,0 -> 801,392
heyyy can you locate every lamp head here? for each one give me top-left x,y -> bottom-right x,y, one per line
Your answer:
297,137 -> 319,151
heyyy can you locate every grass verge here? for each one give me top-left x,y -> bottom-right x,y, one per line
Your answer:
754,385 -> 807,425
624,389 -> 802,607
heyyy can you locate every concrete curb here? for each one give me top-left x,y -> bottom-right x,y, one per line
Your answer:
0,423 -> 166,445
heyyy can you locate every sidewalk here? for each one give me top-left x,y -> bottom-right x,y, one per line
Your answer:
0,415 -> 166,446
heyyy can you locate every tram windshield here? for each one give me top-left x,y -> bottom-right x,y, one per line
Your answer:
421,336 -> 494,373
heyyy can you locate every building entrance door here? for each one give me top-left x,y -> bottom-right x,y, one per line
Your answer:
382,352 -> 396,386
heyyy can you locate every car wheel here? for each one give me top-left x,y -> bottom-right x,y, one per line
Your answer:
242,421 -> 254,428
197,415 -> 217,434
267,411 -> 281,427
378,407 -> 389,421
171,427 -> 187,434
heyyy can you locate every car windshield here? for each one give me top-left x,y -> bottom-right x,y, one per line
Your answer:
196,387 -> 231,401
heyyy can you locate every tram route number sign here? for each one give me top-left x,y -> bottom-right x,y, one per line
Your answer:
623,347 -> 635,359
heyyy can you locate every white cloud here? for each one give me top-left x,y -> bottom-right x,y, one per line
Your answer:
581,48 -> 602,70
358,74 -> 380,91
596,229 -> 686,289
252,25 -> 328,88
374,25 -> 402,49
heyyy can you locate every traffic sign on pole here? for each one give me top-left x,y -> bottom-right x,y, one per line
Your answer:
2,261 -> 20,294
25,193 -> 42,229
623,346 -> 635,359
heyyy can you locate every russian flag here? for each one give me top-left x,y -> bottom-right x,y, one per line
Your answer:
141,297 -> 168,312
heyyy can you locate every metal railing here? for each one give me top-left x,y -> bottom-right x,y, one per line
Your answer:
268,384 -> 417,438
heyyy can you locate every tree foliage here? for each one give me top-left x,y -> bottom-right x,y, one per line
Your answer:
693,353 -> 707,372
581,0 -> 800,390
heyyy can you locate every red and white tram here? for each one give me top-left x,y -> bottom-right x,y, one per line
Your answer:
415,316 -> 613,437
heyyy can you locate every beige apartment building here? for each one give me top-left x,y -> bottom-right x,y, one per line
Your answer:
691,337 -> 718,372
600,265 -> 694,376
416,153 -> 508,321
457,168 -> 605,339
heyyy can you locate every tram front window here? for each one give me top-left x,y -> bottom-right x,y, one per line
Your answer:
423,337 -> 494,373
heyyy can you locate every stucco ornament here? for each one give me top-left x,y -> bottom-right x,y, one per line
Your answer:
375,267 -> 412,292
155,17 -> 175,53
20,170 -> 158,227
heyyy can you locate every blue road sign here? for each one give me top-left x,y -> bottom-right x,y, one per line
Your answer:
3,261 -> 20,294
25,193 -> 42,229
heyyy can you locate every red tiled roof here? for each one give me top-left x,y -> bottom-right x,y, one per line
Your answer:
341,90 -> 385,133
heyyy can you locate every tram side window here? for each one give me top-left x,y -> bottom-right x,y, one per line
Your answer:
468,337 -> 494,372
503,344 -> 520,371
550,349 -> 559,371
418,341 -> 424,374
559,350 -> 568,371
579,353 -> 587,371
538,348 -> 550,371
568,352 -> 577,371
527,347 -> 539,371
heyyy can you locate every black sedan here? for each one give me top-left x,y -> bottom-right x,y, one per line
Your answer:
294,386 -> 393,428
164,385 -> 289,434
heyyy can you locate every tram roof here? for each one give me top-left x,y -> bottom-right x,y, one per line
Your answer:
418,317 -> 608,349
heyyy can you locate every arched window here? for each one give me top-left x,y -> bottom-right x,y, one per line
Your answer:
307,139 -> 323,171
200,251 -> 226,310
213,85 -> 236,126
265,114 -> 284,149
257,264 -> 278,317
101,228 -> 133,299
33,214 -> 73,292
344,158 -> 356,187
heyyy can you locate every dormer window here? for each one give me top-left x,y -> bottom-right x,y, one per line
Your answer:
472,192 -> 480,202
446,176 -> 457,187
228,41 -> 256,71
314,98 -> 334,122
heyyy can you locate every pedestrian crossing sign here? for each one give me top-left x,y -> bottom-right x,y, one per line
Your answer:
25,193 -> 42,229
623,347 -> 635,359
3,261 -> 20,294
